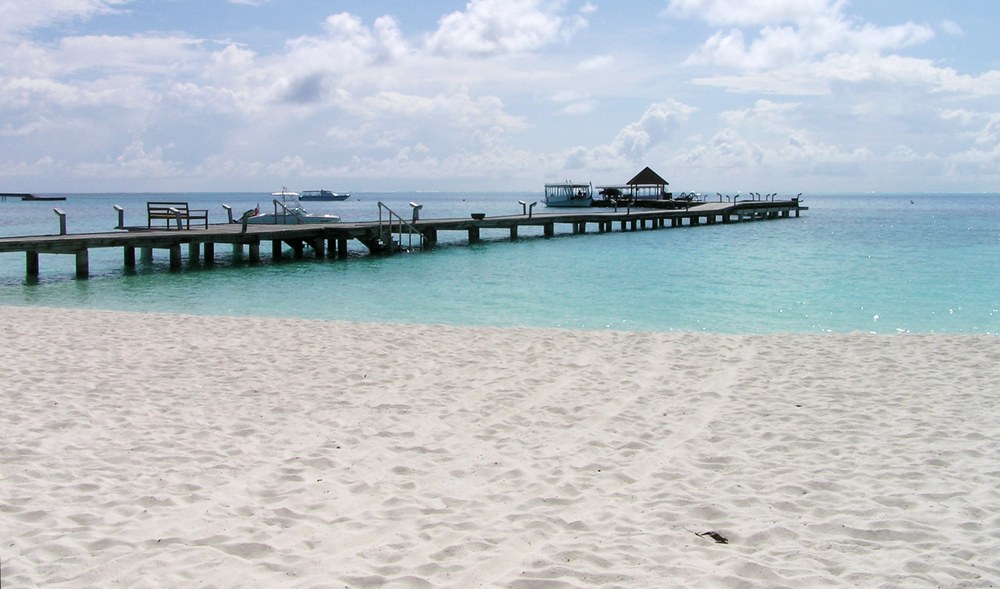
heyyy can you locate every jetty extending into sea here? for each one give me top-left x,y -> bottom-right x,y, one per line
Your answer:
0,198 -> 806,280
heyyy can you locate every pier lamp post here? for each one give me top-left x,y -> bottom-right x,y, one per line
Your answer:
113,205 -> 125,229
409,202 -> 423,222
528,201 -> 537,218
518,200 -> 527,215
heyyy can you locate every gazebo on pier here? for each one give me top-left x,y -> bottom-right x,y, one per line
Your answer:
626,166 -> 671,200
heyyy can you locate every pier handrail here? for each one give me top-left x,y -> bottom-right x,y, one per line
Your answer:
53,208 -> 67,235
113,205 -> 125,229
273,198 -> 301,224
377,201 -> 424,252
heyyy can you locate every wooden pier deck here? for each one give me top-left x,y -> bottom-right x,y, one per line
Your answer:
0,199 -> 806,279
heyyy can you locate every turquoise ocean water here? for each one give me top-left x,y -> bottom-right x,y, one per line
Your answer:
1,192 -> 997,334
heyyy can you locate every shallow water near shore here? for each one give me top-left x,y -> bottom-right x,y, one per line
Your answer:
1,191 -> 998,334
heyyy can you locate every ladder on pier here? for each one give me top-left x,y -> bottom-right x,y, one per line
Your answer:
362,202 -> 425,253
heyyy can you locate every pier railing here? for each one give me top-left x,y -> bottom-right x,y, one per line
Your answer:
377,202 -> 424,253
272,198 -> 301,224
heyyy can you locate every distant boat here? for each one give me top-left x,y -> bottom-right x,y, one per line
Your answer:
543,182 -> 593,208
245,189 -> 340,224
0,193 -> 66,201
299,189 -> 350,201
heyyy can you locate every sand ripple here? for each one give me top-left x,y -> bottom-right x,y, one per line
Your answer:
2,307 -> 999,588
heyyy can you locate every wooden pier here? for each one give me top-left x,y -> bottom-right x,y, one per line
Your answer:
0,200 -> 806,279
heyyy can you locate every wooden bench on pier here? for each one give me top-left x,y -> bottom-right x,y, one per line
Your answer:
147,201 -> 209,230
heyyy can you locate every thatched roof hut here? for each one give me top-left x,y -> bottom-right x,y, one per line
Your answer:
626,167 -> 670,199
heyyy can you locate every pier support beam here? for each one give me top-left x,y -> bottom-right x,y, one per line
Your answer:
124,246 -> 136,268
313,238 -> 325,258
544,223 -> 554,238
510,226 -> 518,240
468,226 -> 480,243
141,246 -> 153,262
168,245 -> 182,271
249,241 -> 260,263
26,251 -> 38,277
272,240 -> 283,260
337,237 -> 349,259
188,242 -> 200,263
75,249 -> 89,279
203,242 -> 214,265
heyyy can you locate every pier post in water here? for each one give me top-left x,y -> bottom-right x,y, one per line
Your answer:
203,242 -> 214,265
124,246 -> 136,268
75,249 -> 89,279
26,251 -> 39,277
169,244 -> 182,271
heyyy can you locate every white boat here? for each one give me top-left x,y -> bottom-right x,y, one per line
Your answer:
299,189 -> 350,201
245,189 -> 341,224
543,182 -> 593,207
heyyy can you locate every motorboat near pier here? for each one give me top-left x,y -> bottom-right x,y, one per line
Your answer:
244,189 -> 341,224
543,182 -> 593,208
299,189 -> 350,201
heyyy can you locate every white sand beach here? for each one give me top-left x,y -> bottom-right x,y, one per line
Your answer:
2,305 -> 999,588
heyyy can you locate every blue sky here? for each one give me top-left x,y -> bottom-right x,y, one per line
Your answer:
1,0 -> 997,193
